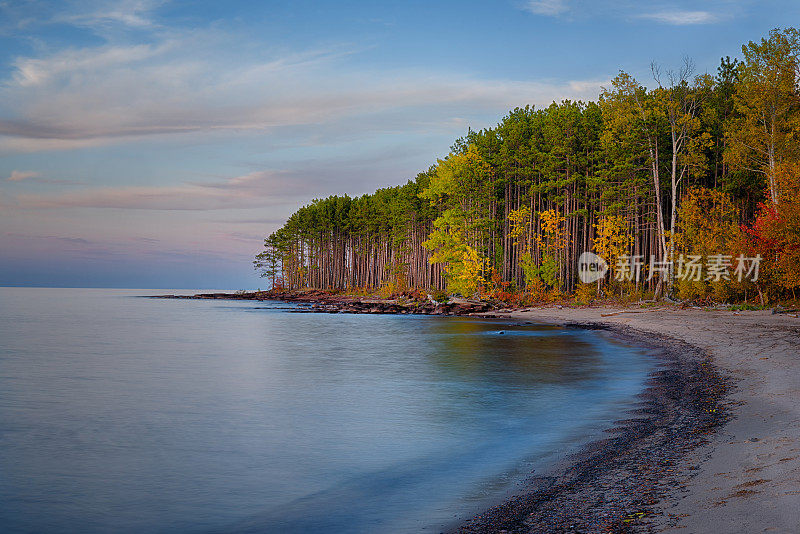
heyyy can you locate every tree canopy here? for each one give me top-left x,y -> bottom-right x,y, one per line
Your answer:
256,28 -> 800,304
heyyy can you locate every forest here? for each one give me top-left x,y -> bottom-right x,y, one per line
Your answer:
255,28 -> 800,305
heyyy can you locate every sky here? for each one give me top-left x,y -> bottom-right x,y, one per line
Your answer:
1,0 -> 797,289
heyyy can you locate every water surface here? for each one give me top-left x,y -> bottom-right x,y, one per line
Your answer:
0,288 -> 655,533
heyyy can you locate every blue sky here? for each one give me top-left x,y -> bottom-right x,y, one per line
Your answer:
1,0 -> 797,289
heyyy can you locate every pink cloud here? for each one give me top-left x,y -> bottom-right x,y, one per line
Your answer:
12,170 -> 312,210
7,170 -> 40,181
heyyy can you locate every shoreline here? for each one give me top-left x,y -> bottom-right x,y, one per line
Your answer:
493,307 -> 800,533
149,290 -> 495,315
153,291 -> 800,532
454,321 -> 728,533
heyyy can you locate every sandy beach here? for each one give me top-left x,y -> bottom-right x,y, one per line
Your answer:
500,306 -> 800,533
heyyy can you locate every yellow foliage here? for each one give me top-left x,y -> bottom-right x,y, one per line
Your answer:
775,160 -> 800,201
676,187 -> 738,257
423,211 -> 488,296
537,209 -> 568,252
593,215 -> 631,273
450,244 -> 488,295
574,282 -> 596,305
508,206 -> 532,249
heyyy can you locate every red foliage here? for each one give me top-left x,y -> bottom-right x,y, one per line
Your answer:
742,189 -> 800,291
742,202 -> 780,256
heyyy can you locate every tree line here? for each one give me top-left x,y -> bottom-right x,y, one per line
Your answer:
256,28 -> 800,304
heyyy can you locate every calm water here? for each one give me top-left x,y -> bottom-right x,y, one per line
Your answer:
0,288 -> 655,533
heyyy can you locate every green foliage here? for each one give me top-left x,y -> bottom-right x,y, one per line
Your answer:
253,233 -> 283,289
422,209 -> 487,296
521,254 -> 558,288
421,145 -> 492,296
726,28 -> 800,203
255,28 -> 800,304
430,289 -> 448,303
518,252 -> 539,288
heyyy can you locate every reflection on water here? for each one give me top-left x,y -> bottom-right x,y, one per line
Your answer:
430,320 -> 604,383
0,288 -> 654,534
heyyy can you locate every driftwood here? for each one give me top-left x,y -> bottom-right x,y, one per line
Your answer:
772,306 -> 800,315
600,308 -> 667,317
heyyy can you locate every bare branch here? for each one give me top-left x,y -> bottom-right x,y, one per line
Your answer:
651,61 -> 662,87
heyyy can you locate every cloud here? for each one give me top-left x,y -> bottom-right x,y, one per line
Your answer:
11,170 -> 311,210
0,30 -> 607,153
568,78 -> 612,93
2,142 -> 454,212
523,0 -> 568,16
638,10 -> 719,25
1,231 -> 242,267
6,157 -> 416,211
7,170 -> 41,181
4,170 -> 85,185
221,231 -> 265,244
7,143 -> 440,210
516,2 -> 733,26
217,217 -> 295,225
11,44 -> 163,88
55,0 -> 163,29
4,232 -> 91,245
0,0 -> 163,38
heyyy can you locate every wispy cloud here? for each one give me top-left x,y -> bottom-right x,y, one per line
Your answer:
11,44 -> 164,88
5,232 -> 92,245
216,217 -> 296,225
7,170 -> 41,181
517,2 -> 734,26
55,0 -> 163,29
221,231 -> 265,244
523,0 -> 568,16
638,10 -> 719,25
4,170 -> 86,185
0,0 -> 163,37
12,170 -> 306,210
0,34 -> 607,153
2,231 -> 242,265
5,144 -> 449,210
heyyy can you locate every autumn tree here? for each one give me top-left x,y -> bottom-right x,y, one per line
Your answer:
422,210 -> 487,296
256,28 -> 800,304
593,215 -> 632,280
652,59 -> 713,286
726,28 -> 800,204
600,72 -> 668,267
534,208 -> 568,288
744,161 -> 800,294
508,206 -> 537,287
421,145 -> 493,295
676,187 -> 738,258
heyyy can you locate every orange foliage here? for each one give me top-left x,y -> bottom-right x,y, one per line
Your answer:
743,162 -> 800,291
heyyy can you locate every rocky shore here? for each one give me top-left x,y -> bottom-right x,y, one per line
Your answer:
152,289 -> 496,315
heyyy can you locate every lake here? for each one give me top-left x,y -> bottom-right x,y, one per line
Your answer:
0,288 -> 655,533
